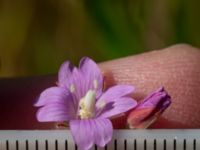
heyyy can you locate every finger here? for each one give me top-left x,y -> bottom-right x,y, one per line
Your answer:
1,44 -> 200,129
99,44 -> 200,128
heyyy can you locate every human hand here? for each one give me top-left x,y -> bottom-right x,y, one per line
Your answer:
0,44 -> 200,129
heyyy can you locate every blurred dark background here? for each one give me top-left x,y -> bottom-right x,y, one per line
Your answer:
0,0 -> 199,77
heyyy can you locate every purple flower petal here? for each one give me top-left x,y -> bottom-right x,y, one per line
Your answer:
79,57 -> 103,98
58,61 -> 86,100
34,87 -> 71,107
58,61 -> 74,89
92,118 -> 113,147
70,118 -> 113,150
127,87 -> 171,129
35,87 -> 77,122
58,58 -> 104,100
37,102 -> 76,122
98,97 -> 137,118
98,85 -> 135,103
138,87 -> 171,109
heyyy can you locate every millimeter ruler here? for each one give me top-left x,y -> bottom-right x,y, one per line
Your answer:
0,130 -> 200,150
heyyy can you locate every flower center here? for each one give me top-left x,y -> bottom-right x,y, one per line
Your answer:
79,90 -> 96,119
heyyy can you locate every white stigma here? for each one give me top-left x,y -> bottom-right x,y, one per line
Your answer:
84,90 -> 96,111
70,84 -> 76,93
79,90 -> 96,119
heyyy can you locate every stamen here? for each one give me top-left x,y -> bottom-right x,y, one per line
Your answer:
84,90 -> 96,112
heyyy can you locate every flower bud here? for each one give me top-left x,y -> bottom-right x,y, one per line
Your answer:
127,87 -> 171,129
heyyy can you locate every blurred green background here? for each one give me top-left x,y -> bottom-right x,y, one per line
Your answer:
0,0 -> 199,77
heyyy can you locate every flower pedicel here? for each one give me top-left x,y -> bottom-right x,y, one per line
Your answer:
34,57 -> 171,150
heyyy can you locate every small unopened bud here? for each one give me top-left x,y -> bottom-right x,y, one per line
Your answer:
127,87 -> 171,129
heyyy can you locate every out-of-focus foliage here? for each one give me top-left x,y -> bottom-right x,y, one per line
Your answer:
0,0 -> 199,77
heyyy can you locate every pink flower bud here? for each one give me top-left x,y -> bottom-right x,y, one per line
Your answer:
127,87 -> 171,129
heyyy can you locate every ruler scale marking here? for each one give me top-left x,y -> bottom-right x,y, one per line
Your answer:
124,139 -> 127,150
183,139 -> 186,150
35,140 -> 38,150
144,139 -> 147,150
6,140 -> 9,150
134,139 -> 137,150
174,139 -> 177,150
114,139 -> 117,150
163,139 -> 166,150
25,140 -> 29,150
1,130 -> 200,150
154,139 -> 157,150
16,140 -> 19,150
55,140 -> 58,150
45,140 -> 48,150
193,139 -> 196,150
64,140 -> 68,150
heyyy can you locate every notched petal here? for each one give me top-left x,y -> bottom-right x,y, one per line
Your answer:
58,61 -> 74,88
79,57 -> 103,97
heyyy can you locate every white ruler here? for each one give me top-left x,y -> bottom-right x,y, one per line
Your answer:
0,130 -> 200,150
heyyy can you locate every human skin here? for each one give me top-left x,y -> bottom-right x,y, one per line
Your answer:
0,44 -> 200,129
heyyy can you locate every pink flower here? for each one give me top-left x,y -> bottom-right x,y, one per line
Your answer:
35,57 -> 137,150
127,87 -> 171,129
